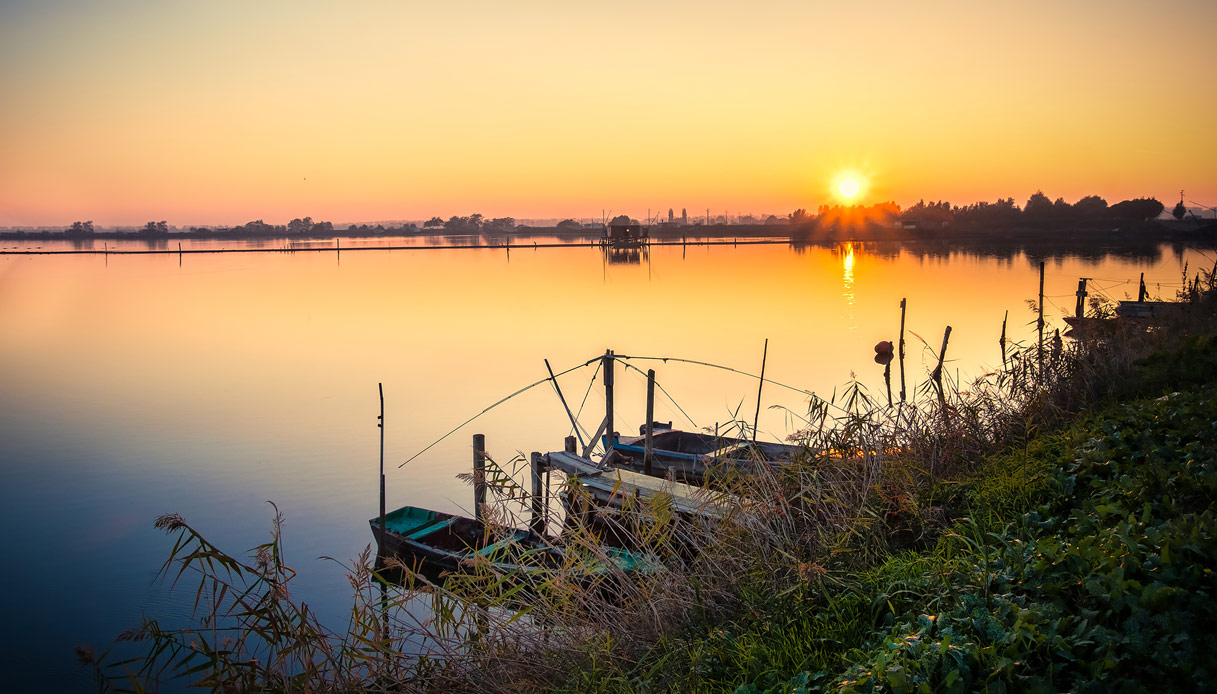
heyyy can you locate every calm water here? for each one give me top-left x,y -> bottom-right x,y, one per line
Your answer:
0,238 -> 1205,690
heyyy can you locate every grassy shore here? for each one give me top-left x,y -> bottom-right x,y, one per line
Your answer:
89,279 -> 1216,693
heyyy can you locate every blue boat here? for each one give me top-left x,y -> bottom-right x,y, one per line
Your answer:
370,505 -> 654,577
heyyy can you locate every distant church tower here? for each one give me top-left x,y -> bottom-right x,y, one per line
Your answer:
681,208 -> 688,225
668,208 -> 674,223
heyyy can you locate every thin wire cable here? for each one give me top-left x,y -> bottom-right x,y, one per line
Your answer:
616,359 -> 699,428
399,356 -> 599,467
614,353 -> 818,400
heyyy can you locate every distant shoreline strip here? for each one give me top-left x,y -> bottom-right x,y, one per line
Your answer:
0,239 -> 789,255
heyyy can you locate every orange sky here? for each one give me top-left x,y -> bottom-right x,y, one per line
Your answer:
1,1 -> 1214,227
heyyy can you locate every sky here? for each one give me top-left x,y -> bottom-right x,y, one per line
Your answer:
1,0 -> 1215,227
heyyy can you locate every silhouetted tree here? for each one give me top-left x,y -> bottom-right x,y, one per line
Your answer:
788,208 -> 811,224
287,217 -> 314,235
952,197 -> 1020,227
1023,191 -> 1054,227
1110,198 -> 1164,223
423,217 -> 444,228
68,220 -> 94,234
555,219 -> 581,231
901,200 -> 954,226
1074,195 -> 1108,223
1173,200 -> 1188,221
484,217 -> 516,232
608,215 -> 638,226
443,215 -> 484,233
140,221 -> 169,235
312,221 -> 333,234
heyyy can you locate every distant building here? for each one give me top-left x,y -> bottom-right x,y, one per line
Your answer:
668,208 -> 674,223
681,208 -> 688,226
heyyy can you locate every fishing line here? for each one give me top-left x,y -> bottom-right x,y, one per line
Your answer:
399,356 -> 600,468
615,359 -> 699,429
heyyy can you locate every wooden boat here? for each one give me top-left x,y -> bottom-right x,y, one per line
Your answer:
544,450 -> 736,519
604,424 -> 802,484
369,504 -> 653,576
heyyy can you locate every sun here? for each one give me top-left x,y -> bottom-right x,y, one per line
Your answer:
835,173 -> 865,202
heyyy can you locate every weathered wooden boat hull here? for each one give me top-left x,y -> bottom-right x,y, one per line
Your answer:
369,505 -> 653,577
606,429 -> 801,484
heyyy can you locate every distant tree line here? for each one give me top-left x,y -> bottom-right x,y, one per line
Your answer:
422,214 -> 516,234
46,195 -> 1169,240
899,193 -> 1165,229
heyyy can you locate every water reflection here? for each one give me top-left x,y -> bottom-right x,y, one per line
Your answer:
0,239 -> 1210,691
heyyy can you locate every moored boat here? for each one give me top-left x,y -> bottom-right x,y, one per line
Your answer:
605,424 -> 801,484
369,504 -> 654,577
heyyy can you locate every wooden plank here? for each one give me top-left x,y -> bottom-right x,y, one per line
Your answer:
545,451 -> 735,518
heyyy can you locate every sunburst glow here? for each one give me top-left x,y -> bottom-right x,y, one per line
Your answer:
836,175 -> 863,201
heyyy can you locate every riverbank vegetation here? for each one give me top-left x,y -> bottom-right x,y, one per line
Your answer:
87,272 -> 1216,692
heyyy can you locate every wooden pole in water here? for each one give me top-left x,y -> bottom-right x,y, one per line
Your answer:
752,338 -> 768,445
473,433 -> 486,529
898,298 -> 907,359
1139,272 -> 1147,302
898,297 -> 907,403
645,369 -> 656,475
1000,310 -> 1008,370
603,350 -> 615,457
378,383 -> 386,553
1037,261 -> 1045,382
931,326 -> 952,384
530,452 -> 545,535
546,358 -> 586,451
1075,278 -> 1088,318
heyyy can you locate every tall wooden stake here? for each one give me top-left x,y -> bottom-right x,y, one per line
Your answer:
1138,272 -> 1147,302
1000,310 -> 1008,370
931,326 -> 952,383
603,350 -> 615,456
931,326 -> 953,412
898,298 -> 907,358
1074,278 -> 1088,318
378,383 -> 386,553
473,433 -> 486,530
752,338 -> 768,445
644,369 -> 656,475
898,298 -> 907,402
1037,261 -> 1045,382
546,358 -> 586,451
530,452 -> 545,535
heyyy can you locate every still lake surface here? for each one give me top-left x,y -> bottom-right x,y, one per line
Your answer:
0,236 -> 1206,690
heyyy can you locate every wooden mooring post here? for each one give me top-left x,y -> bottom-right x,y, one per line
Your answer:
1075,278 -> 1089,318
530,452 -> 546,535
473,433 -> 486,530
644,369 -> 656,475
898,298 -> 907,402
1139,272 -> 1147,302
377,383 -> 386,553
931,326 -> 953,386
1037,261 -> 1045,381
999,310 -> 1008,370
603,350 -> 615,456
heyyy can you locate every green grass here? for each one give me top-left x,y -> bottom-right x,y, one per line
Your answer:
562,382 -> 1217,694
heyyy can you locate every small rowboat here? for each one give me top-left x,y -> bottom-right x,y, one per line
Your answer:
605,425 -> 801,484
369,505 -> 654,576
